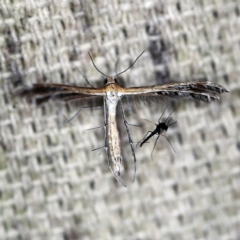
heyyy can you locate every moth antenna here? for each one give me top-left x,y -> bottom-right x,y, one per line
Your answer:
114,57 -> 120,75
114,50 -> 145,77
88,52 -> 108,77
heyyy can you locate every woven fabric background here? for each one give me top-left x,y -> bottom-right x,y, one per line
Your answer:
0,0 -> 239,240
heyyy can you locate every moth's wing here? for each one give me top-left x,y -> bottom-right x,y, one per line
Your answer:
122,81 -> 229,103
167,81 -> 229,93
14,83 -> 105,105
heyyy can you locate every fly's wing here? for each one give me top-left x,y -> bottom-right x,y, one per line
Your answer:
122,81 -> 229,103
14,83 -> 105,105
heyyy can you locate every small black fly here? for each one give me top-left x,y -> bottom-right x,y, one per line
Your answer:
138,105 -> 177,159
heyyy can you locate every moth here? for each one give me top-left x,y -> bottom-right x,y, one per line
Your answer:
138,105 -> 177,160
14,51 -> 229,186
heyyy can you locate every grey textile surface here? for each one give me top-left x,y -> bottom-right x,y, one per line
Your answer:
0,0 -> 239,240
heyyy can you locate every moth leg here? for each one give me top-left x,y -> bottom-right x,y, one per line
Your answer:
91,146 -> 106,156
62,106 -> 102,127
84,125 -> 104,132
120,100 -> 137,182
49,106 -> 84,130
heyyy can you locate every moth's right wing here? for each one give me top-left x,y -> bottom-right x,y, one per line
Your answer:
122,81 -> 229,103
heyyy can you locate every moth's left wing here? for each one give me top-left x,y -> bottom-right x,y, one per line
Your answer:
122,81 -> 229,103
14,83 -> 105,105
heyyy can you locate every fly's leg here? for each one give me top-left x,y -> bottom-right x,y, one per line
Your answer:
151,135 -> 160,160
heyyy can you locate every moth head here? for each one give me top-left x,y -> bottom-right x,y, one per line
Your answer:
104,77 -> 117,85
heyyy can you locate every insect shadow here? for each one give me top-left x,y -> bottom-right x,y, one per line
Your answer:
137,105 -> 177,160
